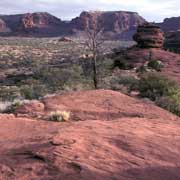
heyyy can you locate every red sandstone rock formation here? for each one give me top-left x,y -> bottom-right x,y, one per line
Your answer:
71,11 -> 146,39
0,19 -> 10,33
21,12 -> 62,29
133,23 -> 164,48
0,11 -> 146,39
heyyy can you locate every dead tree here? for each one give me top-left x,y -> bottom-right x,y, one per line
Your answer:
84,14 -> 104,89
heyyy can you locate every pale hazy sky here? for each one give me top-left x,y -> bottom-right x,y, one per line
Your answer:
0,0 -> 179,22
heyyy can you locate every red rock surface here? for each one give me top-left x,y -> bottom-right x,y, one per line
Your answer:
123,47 -> 180,85
42,89 -> 176,121
0,90 -> 180,180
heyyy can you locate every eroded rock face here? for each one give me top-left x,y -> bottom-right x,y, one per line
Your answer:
0,11 -> 146,39
0,19 -> 9,33
21,12 -> 62,29
71,11 -> 145,32
70,11 -> 146,39
133,23 -> 165,48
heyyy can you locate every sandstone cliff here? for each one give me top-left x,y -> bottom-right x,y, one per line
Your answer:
0,11 -> 146,39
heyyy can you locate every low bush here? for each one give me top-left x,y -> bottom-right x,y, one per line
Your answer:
110,75 -> 139,94
147,60 -> 163,72
48,110 -> 70,122
139,73 -> 178,101
139,73 -> 180,116
156,96 -> 180,116
113,57 -> 134,70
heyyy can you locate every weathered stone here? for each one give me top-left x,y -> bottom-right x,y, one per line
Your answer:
133,23 -> 164,48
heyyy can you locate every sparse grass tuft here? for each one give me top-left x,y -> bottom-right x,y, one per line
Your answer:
48,110 -> 70,122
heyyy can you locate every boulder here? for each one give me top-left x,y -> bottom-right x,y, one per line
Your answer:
133,23 -> 164,48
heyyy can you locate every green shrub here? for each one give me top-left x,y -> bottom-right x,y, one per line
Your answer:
113,57 -> 134,70
156,96 -> 180,116
110,75 -> 139,93
147,60 -> 163,71
139,73 -> 177,101
139,73 -> 180,116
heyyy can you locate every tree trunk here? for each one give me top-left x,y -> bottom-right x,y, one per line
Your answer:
93,53 -> 98,89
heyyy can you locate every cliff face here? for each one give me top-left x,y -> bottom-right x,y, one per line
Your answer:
158,17 -> 180,32
21,12 -> 62,29
0,11 -> 146,39
70,11 -> 146,39
71,11 -> 145,32
0,12 -> 64,36
0,18 -> 10,33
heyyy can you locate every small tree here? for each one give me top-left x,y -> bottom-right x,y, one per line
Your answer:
84,13 -> 104,89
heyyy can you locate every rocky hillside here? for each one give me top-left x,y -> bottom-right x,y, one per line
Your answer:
158,17 -> 180,32
0,89 -> 180,180
114,23 -> 180,85
0,11 -> 146,39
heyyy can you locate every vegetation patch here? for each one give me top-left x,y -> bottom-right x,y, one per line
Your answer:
48,110 -> 70,122
139,73 -> 180,116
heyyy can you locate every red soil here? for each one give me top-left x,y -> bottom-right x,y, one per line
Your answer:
0,90 -> 180,180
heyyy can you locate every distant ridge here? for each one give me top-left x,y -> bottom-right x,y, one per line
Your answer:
0,11 -> 146,39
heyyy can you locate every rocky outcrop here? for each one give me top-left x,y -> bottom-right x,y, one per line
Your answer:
158,17 -> 180,32
133,23 -> 164,48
